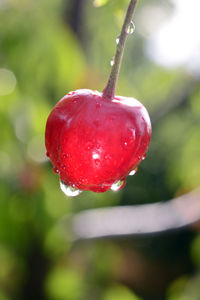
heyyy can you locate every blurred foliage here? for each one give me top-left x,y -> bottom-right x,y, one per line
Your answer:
0,0 -> 200,299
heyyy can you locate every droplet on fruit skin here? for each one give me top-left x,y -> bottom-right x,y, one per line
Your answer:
79,177 -> 88,185
137,153 -> 147,162
86,142 -> 94,151
142,153 -> 147,160
67,91 -> 75,96
111,179 -> 126,191
129,167 -> 138,176
53,167 -> 59,174
121,140 -> 129,149
126,21 -> 135,35
92,153 -> 101,167
92,153 -> 100,160
60,181 -> 82,197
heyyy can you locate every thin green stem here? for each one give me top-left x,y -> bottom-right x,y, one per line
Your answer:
102,0 -> 138,100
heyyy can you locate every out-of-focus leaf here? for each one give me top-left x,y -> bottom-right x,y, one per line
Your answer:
45,268 -> 85,300
93,0 -> 109,7
167,275 -> 200,300
104,285 -> 141,300
191,235 -> 200,267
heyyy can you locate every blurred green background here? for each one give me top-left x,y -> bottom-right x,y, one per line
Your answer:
0,0 -> 200,299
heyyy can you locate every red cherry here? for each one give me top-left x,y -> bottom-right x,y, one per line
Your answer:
45,89 -> 151,194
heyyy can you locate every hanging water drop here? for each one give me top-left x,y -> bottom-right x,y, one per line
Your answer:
111,179 -> 126,191
110,57 -> 115,66
116,35 -> 120,45
126,21 -> 135,35
129,167 -> 138,176
60,181 -> 82,197
142,153 -> 147,160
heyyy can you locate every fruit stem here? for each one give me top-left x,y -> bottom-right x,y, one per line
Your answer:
102,0 -> 138,100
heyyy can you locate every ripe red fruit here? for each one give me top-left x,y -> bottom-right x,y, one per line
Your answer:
45,89 -> 151,195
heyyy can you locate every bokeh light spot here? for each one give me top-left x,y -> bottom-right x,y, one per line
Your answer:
0,68 -> 16,96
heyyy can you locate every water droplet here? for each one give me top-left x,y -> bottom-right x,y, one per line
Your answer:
110,57 -> 115,66
124,142 -> 128,147
60,181 -> 82,197
46,151 -> 49,157
68,91 -> 75,96
129,167 -> 138,176
142,153 -> 147,160
79,177 -> 88,184
126,21 -> 135,35
61,164 -> 66,170
53,167 -> 59,174
116,35 -> 120,44
92,153 -> 101,166
93,153 -> 100,160
86,142 -> 94,150
111,179 -> 125,191
63,154 -> 67,159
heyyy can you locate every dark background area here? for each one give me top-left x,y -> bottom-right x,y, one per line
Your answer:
0,0 -> 200,299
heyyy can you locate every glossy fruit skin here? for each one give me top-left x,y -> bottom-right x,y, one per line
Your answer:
45,89 -> 151,193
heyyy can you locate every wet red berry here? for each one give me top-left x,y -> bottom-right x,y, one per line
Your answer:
45,89 -> 151,194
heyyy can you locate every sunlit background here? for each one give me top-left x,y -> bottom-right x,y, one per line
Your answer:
0,0 -> 200,299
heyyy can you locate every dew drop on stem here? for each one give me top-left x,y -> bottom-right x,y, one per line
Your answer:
110,57 -> 115,66
60,181 -> 82,197
126,21 -> 135,35
116,35 -> 120,45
